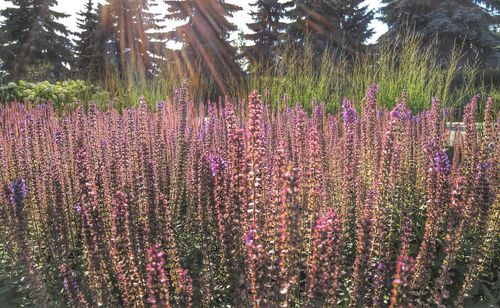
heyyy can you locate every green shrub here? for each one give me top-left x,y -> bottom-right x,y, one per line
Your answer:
0,79 -> 110,106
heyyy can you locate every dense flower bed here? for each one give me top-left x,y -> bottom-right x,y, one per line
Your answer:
0,83 -> 498,307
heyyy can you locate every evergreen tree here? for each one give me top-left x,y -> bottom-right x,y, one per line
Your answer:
243,0 -> 292,67
74,0 -> 101,79
286,0 -> 373,55
381,0 -> 500,67
475,0 -> 500,16
102,0 -> 138,76
165,0 -> 243,96
336,0 -> 374,53
102,0 -> 166,77
99,2 -> 120,72
0,0 -> 74,81
286,0 -> 339,53
137,0 -> 168,75
475,0 -> 500,34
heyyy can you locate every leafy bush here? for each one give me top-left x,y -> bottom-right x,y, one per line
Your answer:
0,84 -> 497,307
0,79 -> 110,106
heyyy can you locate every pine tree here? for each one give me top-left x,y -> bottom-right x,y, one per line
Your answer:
102,0 -> 166,77
99,2 -> 120,72
286,0 -> 374,55
336,0 -> 374,53
136,0 -> 168,75
165,0 -> 243,96
474,0 -> 500,33
381,0 -> 500,67
0,0 -> 74,81
475,0 -> 500,15
102,0 -> 136,76
286,0 -> 339,53
243,0 -> 292,67
124,0 -> 168,76
74,0 -> 101,79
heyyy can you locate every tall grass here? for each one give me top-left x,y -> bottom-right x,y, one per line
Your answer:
100,51 -> 241,108
99,58 -> 179,109
20,32 -> 489,118
247,32 -> 482,114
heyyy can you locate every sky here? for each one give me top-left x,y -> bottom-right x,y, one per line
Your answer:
0,0 -> 388,45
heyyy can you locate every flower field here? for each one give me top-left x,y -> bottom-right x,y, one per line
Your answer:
0,83 -> 498,307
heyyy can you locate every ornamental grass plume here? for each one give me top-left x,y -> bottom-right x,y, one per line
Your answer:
0,83 -> 497,307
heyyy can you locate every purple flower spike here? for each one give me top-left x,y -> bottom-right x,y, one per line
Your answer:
390,105 -> 402,120
63,277 -> 70,291
367,84 -> 379,102
208,155 -> 227,177
73,203 -> 82,214
314,104 -> 324,119
475,162 -> 489,180
342,98 -> 357,124
245,228 -> 254,246
9,177 -> 28,207
390,103 -> 409,120
431,96 -> 440,110
433,150 -> 451,174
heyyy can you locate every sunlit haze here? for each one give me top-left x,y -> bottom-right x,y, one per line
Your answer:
0,0 -> 388,46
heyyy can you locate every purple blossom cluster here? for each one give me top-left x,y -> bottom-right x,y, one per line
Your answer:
0,83 -> 497,307
8,177 -> 27,208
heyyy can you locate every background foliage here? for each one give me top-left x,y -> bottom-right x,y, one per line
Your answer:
0,80 -> 110,107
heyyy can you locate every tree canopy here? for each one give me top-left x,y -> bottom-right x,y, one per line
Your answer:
0,0 -> 74,81
381,0 -> 500,66
165,0 -> 243,96
286,0 -> 374,55
1,0 -> 499,84
74,0 -> 103,79
243,0 -> 292,68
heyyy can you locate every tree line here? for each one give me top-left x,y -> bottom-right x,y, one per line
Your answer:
0,0 -> 499,90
